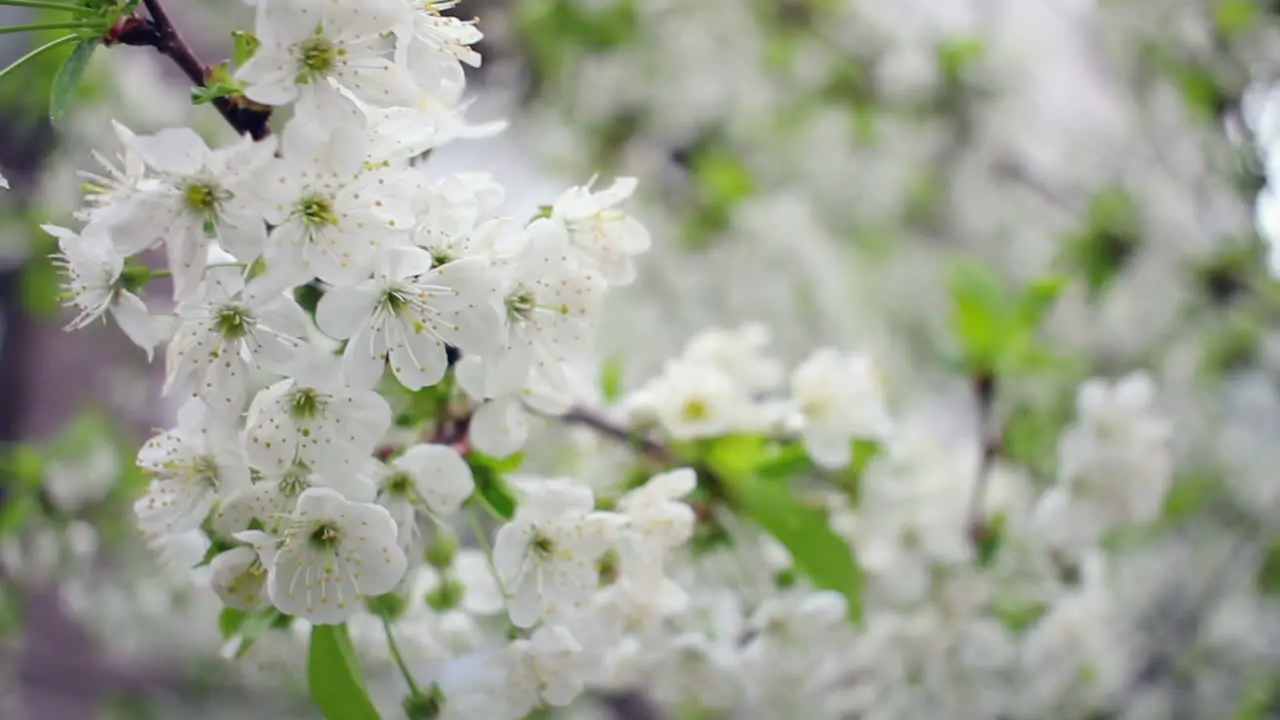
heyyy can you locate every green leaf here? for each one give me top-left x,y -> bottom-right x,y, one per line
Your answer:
1234,674 -> 1278,720
49,37 -> 97,123
1258,539 -> 1280,596
755,442 -> 813,480
995,597 -> 1046,632
1015,274 -> 1067,326
308,623 -> 382,720
1162,473 -> 1217,522
467,453 -> 518,519
703,434 -> 768,480
599,356 -> 625,402
191,62 -> 242,105
717,470 -> 863,624
1213,0 -> 1258,35
196,535 -> 236,567
1065,187 -> 1141,298
691,148 -> 755,208
294,281 -> 325,318
947,260 -> 1068,376
232,30 -> 260,65
946,258 -> 1011,371
975,512 -> 1007,568
231,608 -> 287,659
218,608 -> 247,638
937,36 -> 984,86
0,493 -> 34,537
6,444 -> 44,489
19,251 -> 62,318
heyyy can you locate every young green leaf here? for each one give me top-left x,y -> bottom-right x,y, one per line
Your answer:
229,608 -> 287,659
718,471 -> 863,624
232,30 -> 260,66
599,355 -> 625,401
218,607 -> 247,638
308,623 -> 382,720
755,442 -> 813,480
467,453 -> 518,519
946,258 -> 1011,372
49,37 -> 98,123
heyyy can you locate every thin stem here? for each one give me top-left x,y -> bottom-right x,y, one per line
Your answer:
555,404 -> 674,464
0,21 -> 98,35
467,502 -> 508,598
0,0 -> 81,11
965,372 -> 1001,544
0,33 -> 76,82
379,615 -> 420,696
113,0 -> 271,139
137,0 -> 200,82
148,268 -> 172,278
471,491 -> 504,521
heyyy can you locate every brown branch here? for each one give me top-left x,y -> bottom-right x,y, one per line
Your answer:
559,405 -> 674,465
107,9 -> 271,140
966,371 -> 1002,545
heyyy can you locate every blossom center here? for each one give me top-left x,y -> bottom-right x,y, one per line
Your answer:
380,288 -> 409,316
505,289 -> 535,321
296,194 -> 339,228
190,454 -> 220,489
308,522 -> 342,550
429,248 -> 454,268
214,305 -> 252,340
297,34 -> 342,79
681,398 -> 709,422
290,387 -> 327,420
531,531 -> 555,558
596,548 -> 620,586
384,471 -> 413,498
280,463 -> 310,497
802,396 -> 830,419
183,181 -> 223,216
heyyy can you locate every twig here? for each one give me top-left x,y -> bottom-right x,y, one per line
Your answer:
107,8 -> 271,139
558,405 -> 674,465
966,371 -> 1002,544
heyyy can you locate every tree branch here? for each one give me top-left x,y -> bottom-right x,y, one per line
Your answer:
558,405 -> 674,465
966,371 -> 1002,544
107,8 -> 271,140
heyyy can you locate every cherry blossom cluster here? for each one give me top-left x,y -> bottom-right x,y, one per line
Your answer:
32,0 -> 708,714
12,0 -> 1279,717
487,0 -> 1279,716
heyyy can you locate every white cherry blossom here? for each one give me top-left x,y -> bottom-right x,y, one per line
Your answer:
237,0 -> 418,119
74,120 -> 148,224
375,443 -> 475,550
46,222 -> 171,360
243,354 -> 394,474
97,127 -> 276,298
257,120 -> 412,286
164,266 -> 309,415
549,176 -> 651,286
499,625 -> 592,715
471,218 -> 607,399
788,348 -> 895,470
213,457 -> 378,536
266,487 -> 407,624
493,479 -> 619,628
614,469 -> 696,612
133,398 -> 251,542
314,245 -> 502,390
209,537 -> 272,611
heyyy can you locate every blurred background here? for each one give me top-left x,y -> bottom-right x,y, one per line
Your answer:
4,0 -> 1280,717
